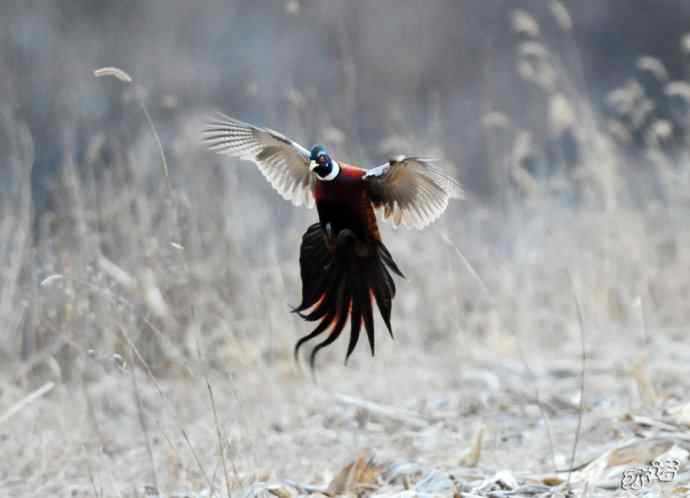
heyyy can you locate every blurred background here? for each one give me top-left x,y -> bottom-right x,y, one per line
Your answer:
2,1 -> 690,496
2,0 -> 690,206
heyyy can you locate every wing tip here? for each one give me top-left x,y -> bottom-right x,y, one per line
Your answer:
448,181 -> 465,200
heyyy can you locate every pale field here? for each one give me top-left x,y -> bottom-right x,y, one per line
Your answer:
1,6 -> 690,498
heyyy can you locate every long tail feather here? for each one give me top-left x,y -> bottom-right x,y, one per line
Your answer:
293,313 -> 334,362
294,223 -> 404,369
346,298 -> 362,362
371,259 -> 394,338
293,227 -> 332,313
309,321 -> 345,370
297,265 -> 344,321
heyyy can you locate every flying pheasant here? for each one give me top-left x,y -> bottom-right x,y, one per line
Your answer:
203,113 -> 462,369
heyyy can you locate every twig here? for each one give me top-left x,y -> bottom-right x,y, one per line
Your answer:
0,382 -> 54,425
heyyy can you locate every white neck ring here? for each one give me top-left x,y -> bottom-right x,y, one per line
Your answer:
319,161 -> 340,181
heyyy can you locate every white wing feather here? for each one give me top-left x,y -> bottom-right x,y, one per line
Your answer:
203,112 -> 315,208
363,156 -> 462,229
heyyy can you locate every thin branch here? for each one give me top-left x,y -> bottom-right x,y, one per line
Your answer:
0,382 -> 54,425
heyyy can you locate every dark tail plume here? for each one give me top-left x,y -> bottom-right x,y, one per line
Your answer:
293,223 -> 404,370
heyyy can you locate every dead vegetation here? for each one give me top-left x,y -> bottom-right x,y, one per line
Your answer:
1,3 -> 690,498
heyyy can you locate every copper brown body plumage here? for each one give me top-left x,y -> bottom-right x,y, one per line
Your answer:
203,113 -> 462,369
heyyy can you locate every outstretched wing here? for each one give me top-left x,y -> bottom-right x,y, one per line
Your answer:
202,112 -> 315,208
363,156 -> 463,229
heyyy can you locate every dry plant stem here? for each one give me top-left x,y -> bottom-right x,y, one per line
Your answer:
208,380 -> 237,498
181,426 -> 216,497
633,297 -> 657,407
80,373 -> 108,457
129,343 -> 160,493
566,271 -> 586,489
41,274 -> 193,376
0,382 -> 54,425
84,444 -> 103,498
513,336 -> 558,475
138,98 -> 185,252
95,66 -> 181,250
14,332 -> 71,382
441,232 -> 557,473
440,233 -> 491,298
1,117 -> 33,361
118,335 -> 212,489
334,393 -> 428,429
95,443 -> 126,498
109,325 -> 213,494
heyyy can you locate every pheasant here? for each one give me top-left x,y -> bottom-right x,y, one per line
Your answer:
203,113 -> 462,369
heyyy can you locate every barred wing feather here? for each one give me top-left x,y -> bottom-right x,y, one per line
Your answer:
363,156 -> 463,229
203,113 -> 315,208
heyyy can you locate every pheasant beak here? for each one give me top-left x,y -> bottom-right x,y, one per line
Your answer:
309,160 -> 318,172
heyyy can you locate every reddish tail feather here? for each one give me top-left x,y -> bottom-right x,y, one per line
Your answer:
292,223 -> 404,370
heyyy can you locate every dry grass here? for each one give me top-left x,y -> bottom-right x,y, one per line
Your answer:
1,5 -> 690,498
